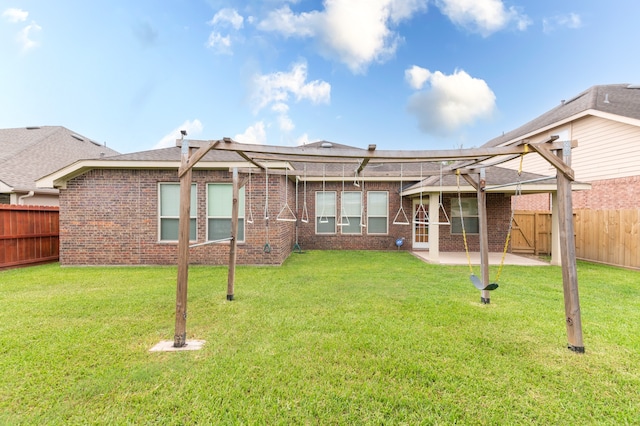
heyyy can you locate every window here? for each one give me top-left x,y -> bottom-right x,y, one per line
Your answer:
367,191 -> 388,234
340,191 -> 362,234
451,197 -> 479,234
159,183 -> 197,241
207,183 -> 245,242
316,191 -> 336,234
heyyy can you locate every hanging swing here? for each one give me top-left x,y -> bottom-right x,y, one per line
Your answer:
246,168 -> 255,224
337,164 -> 350,227
300,164 -> 309,223
318,164 -> 329,224
456,170 -> 498,291
263,167 -> 271,253
492,150 -> 526,285
277,168 -> 297,222
393,163 -> 410,225
293,172 -> 303,253
413,162 -> 451,226
413,163 -> 429,225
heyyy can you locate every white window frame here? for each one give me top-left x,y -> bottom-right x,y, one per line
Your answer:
367,191 -> 388,235
340,191 -> 362,235
158,183 -> 197,242
451,197 -> 479,234
207,183 -> 245,243
316,191 -> 336,234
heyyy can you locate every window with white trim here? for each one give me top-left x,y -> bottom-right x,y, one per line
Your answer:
207,183 -> 245,242
367,191 -> 388,235
340,191 -> 362,234
159,183 -> 197,241
316,191 -> 336,234
451,197 -> 479,234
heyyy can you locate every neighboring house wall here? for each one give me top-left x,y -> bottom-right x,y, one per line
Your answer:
507,115 -> 640,210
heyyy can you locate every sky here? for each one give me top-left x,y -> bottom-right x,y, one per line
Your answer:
1,0 -> 639,154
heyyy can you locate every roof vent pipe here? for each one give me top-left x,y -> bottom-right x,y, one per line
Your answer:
604,93 -> 610,104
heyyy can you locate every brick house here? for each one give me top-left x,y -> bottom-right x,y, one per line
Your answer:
483,84 -> 640,210
37,140 -> 581,266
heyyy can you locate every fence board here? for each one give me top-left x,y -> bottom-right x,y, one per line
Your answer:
0,205 -> 59,269
574,209 -> 640,269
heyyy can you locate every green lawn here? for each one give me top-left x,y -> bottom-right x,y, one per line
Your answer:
1,251 -> 639,424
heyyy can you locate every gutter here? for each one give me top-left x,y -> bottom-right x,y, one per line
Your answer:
18,191 -> 34,205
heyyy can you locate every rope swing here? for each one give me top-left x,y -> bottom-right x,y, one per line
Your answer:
392,163 -> 410,225
456,170 -> 498,291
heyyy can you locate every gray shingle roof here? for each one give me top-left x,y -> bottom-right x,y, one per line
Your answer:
0,126 -> 120,191
484,84 -> 640,148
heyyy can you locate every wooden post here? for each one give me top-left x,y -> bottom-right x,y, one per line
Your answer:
174,140 -> 192,347
477,168 -> 491,304
227,167 -> 239,301
556,142 -> 585,353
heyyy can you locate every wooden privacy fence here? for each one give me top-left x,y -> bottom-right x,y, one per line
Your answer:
574,209 -> 640,269
0,205 -> 59,269
514,209 -> 640,269
512,211 -> 552,255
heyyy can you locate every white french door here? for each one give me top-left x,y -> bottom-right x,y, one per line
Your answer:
412,199 -> 429,249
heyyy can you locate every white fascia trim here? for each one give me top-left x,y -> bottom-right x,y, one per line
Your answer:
496,109 -> 640,148
36,160 -> 249,189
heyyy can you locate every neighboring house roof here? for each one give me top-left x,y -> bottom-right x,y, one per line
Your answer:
484,83 -> 640,148
0,126 -> 120,194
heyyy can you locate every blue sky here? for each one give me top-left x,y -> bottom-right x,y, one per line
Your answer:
1,1 -> 639,154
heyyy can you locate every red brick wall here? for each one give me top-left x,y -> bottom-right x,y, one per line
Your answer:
438,193 -> 513,252
59,169 -> 294,266
59,169 -> 515,265
573,176 -> 640,209
512,193 -> 551,211
296,181 -> 414,251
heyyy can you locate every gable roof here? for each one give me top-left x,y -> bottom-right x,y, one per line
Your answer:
484,84 -> 640,148
0,126 -> 120,193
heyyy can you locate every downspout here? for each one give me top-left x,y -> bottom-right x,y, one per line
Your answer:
18,191 -> 35,205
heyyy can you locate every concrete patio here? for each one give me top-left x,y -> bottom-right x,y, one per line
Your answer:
412,251 -> 550,266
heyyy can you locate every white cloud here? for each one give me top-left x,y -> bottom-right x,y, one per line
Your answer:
543,13 -> 582,34
17,21 -> 42,52
234,122 -> 267,145
206,8 -> 244,54
2,8 -> 28,22
258,0 -> 428,74
435,0 -> 530,36
153,119 -> 204,149
406,68 -> 496,135
206,32 -> 233,54
405,65 -> 431,90
251,61 -> 330,113
296,133 -> 312,146
209,8 -> 244,29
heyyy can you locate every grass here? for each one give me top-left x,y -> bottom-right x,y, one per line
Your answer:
1,251 -> 639,424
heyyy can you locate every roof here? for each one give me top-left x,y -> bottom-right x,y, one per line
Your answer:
484,84 -> 640,148
38,138 -> 590,194
0,126 -> 120,193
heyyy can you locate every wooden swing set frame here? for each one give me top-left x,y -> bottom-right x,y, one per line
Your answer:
171,136 -> 585,354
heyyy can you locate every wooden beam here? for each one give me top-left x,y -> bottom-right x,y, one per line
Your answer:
527,142 -> 575,181
174,142 -> 192,347
462,173 -> 479,191
227,168 -> 239,301
178,140 -> 220,178
203,139 -> 531,162
477,168 -> 491,304
555,145 -> 585,353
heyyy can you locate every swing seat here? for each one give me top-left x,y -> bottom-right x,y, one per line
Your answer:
469,274 -> 499,291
